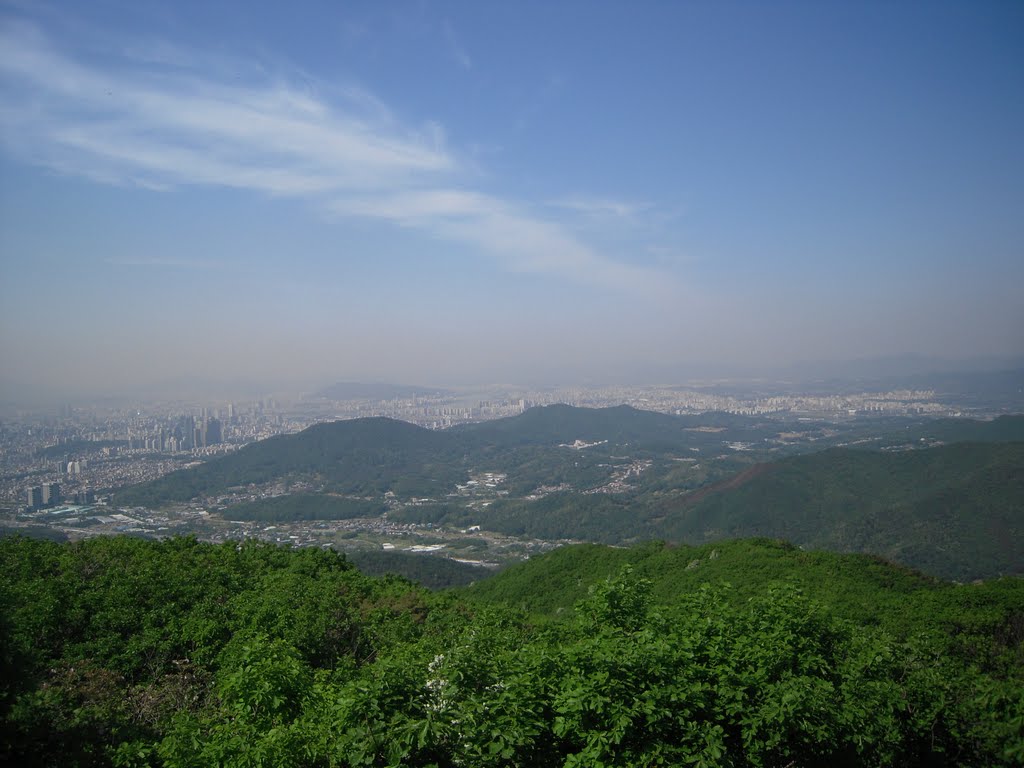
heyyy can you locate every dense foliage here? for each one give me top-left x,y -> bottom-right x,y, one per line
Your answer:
2,535 -> 1022,766
464,540 -> 1024,652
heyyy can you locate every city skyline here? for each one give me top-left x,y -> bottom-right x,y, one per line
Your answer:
2,1 -> 1023,401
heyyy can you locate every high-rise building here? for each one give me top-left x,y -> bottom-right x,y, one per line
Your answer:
206,417 -> 222,445
26,486 -> 42,509
42,482 -> 61,506
179,415 -> 195,450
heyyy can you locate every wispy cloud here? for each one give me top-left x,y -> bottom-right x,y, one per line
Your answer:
333,189 -> 671,295
0,19 -> 450,194
549,196 -> 653,220
442,20 -> 473,71
0,16 -> 674,295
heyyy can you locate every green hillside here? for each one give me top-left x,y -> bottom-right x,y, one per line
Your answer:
654,442 -> 1024,580
453,403 -> 763,447
112,407 -> 1024,581
116,417 -> 464,506
118,407 -> 1024,511
464,539 -> 1023,643
3,535 -> 1022,766
118,405 -> 781,505
887,414 -> 1024,446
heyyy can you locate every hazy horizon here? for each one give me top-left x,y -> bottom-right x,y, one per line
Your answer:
2,1 -> 1022,403
2,352 -> 1022,409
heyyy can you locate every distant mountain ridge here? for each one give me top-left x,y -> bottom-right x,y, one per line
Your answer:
656,441 -> 1024,580
117,405 -> 766,505
310,381 -> 451,400
451,403 -> 758,446
115,405 -> 1024,580
117,416 -> 461,504
895,413 -> 1024,444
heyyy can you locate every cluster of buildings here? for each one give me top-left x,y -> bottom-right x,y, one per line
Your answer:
306,395 -> 532,429
25,481 -> 61,509
1,399 -> 307,512
128,414 -> 223,453
528,386 -> 954,419
25,481 -> 98,510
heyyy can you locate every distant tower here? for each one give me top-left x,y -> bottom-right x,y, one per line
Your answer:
180,415 -> 196,450
26,486 -> 42,509
42,482 -> 61,506
206,417 -> 222,445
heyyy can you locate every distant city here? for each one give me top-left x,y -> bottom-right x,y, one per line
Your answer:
3,372 -> 1020,518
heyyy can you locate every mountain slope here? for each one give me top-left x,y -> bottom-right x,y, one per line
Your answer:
113,406 -> 1024,580
464,539 -> 1024,642
893,413 -> 1024,445
653,441 -> 1024,580
118,405 -> 765,505
116,417 -> 464,505
453,403 -> 763,448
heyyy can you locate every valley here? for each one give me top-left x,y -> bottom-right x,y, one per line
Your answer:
11,404 -> 1020,582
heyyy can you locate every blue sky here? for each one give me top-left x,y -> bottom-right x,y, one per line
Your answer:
1,0 -> 1022,398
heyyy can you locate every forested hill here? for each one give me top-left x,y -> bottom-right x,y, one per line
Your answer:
450,403 -> 759,446
652,441 -> 1024,581
894,413 -> 1024,445
2,535 -> 1023,766
111,407 -> 1024,581
116,416 -> 462,505
115,405 -> 764,506
119,407 -> 1024,510
462,539 -> 1022,631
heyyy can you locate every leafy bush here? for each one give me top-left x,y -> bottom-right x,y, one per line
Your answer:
2,535 -> 1022,766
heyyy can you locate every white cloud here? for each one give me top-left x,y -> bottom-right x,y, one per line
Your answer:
549,196 -> 652,220
0,17 -> 676,295
0,19 -> 451,193
333,189 -> 673,296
